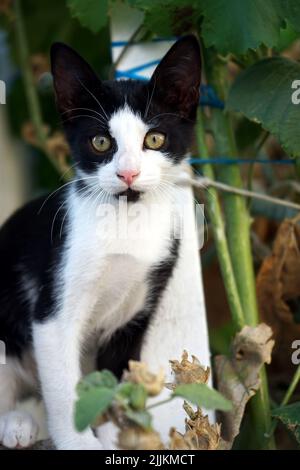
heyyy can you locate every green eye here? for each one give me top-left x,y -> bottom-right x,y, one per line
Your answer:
91,135 -> 111,152
144,132 -> 165,150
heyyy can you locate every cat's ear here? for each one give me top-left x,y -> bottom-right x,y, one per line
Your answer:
149,35 -> 201,119
50,42 -> 101,114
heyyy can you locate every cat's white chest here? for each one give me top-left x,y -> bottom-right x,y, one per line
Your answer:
60,194 -> 173,339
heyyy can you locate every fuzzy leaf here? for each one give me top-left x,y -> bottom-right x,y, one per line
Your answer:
75,387 -> 115,432
125,409 -> 152,430
77,370 -> 118,394
272,402 -> 300,444
199,0 -> 284,55
67,0 -> 109,33
227,57 -> 300,158
173,383 -> 232,411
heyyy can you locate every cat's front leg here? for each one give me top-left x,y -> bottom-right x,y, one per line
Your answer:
140,223 -> 212,443
33,316 -> 103,450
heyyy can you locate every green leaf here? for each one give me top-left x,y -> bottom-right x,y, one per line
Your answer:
129,384 -> 147,410
67,0 -> 109,33
278,0 -> 300,34
199,0 -> 284,55
117,382 -> 135,398
227,57 -> 300,158
173,383 -> 232,411
272,402 -> 300,444
77,370 -> 118,394
75,387 -> 115,432
125,409 -> 152,430
128,0 -> 200,37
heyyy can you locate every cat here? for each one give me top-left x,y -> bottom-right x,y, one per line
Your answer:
0,35 -> 211,450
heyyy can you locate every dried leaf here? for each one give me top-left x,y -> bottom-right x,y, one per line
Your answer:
169,350 -> 210,386
46,132 -> 70,160
169,408 -> 221,450
257,219 -> 300,390
215,323 -> 274,449
21,122 -> 49,147
123,361 -> 165,397
0,0 -> 11,14
118,427 -> 164,450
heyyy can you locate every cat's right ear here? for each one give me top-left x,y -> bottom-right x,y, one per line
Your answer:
50,42 -> 101,114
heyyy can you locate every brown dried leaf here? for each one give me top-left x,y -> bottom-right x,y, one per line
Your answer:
46,132 -> 70,159
21,121 -> 49,147
123,361 -> 165,396
169,408 -> 221,450
215,323 -> 274,449
169,350 -> 210,386
118,427 -> 164,450
257,219 -> 300,390
0,0 -> 11,14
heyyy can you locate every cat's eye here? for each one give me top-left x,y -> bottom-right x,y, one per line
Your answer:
144,132 -> 165,150
91,135 -> 111,152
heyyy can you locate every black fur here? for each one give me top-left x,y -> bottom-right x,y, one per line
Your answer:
0,36 -> 200,373
96,239 -> 180,378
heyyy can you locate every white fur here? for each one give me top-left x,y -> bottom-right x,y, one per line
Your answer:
1,106 -> 211,450
0,411 -> 38,449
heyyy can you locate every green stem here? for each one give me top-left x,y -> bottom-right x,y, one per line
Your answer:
268,364 -> 300,440
14,0 -> 66,176
146,397 -> 174,410
281,365 -> 300,406
210,110 -> 258,326
202,52 -> 274,449
196,110 -> 244,331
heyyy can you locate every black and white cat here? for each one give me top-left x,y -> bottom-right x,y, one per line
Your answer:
0,36 -> 210,450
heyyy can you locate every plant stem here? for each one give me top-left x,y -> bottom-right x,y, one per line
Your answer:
14,0 -> 68,177
281,365 -> 300,406
268,364 -> 300,440
146,397 -> 174,410
196,110 -> 244,331
202,51 -> 274,449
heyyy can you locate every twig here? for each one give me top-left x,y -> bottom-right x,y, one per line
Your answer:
14,0 -> 71,179
180,174 -> 300,211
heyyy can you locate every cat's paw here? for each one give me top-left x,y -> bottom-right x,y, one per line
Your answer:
0,411 -> 39,449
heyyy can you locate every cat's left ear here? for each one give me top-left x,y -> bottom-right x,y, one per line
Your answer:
149,35 -> 201,119
50,42 -> 102,114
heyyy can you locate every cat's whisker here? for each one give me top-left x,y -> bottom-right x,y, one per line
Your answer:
50,200 -> 68,245
61,107 -> 107,124
61,114 -> 106,127
37,176 -> 99,215
59,184 -> 96,238
144,77 -> 156,119
148,112 -> 194,124
59,162 -> 79,182
76,76 -> 109,121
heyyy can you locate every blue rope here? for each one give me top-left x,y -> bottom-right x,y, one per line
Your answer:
189,157 -> 295,165
111,37 -> 177,47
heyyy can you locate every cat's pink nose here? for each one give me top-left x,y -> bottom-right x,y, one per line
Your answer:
117,170 -> 140,186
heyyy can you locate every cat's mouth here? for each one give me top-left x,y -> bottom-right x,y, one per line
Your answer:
114,188 -> 142,203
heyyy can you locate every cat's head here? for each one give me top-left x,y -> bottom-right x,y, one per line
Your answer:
51,36 -> 201,202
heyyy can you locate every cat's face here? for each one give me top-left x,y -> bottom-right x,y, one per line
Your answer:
51,36 -> 201,202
